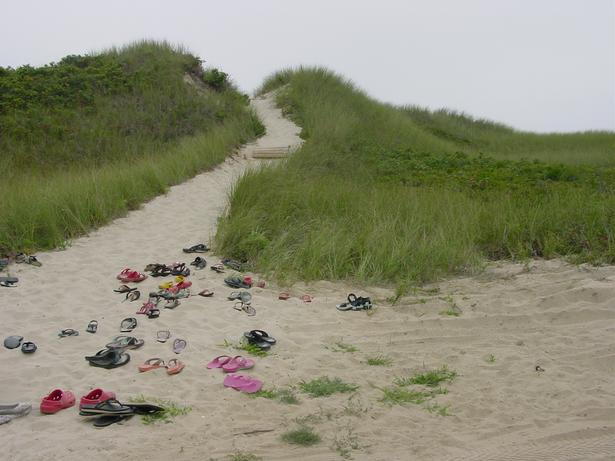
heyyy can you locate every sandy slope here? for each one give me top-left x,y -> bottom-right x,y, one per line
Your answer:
1,94 -> 614,461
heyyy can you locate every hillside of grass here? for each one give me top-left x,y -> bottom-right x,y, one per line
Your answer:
216,67 -> 615,290
0,41 -> 263,253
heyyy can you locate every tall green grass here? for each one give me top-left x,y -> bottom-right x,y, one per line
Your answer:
0,41 -> 262,253
216,68 -> 615,289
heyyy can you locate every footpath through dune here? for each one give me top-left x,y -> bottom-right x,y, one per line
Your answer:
1,94 -> 614,461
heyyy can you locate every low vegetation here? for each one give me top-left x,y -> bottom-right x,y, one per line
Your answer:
216,67 -> 615,290
0,40 -> 263,253
281,426 -> 321,446
129,395 -> 191,425
299,376 -> 359,397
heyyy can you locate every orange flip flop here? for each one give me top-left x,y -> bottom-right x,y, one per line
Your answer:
138,358 -> 165,372
166,359 -> 185,375
279,292 -> 290,300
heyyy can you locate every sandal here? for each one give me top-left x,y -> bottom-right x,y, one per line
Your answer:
147,308 -> 160,319
106,336 -> 144,350
124,290 -> 141,302
301,294 -> 313,303
336,293 -> 373,311
138,358 -> 165,372
233,302 -> 256,316
210,263 -> 225,273
279,292 -> 291,300
172,338 -> 187,354
114,284 -> 137,294
86,320 -> 98,334
182,244 -> 209,253
198,289 -> 214,297
206,355 -> 231,369
222,259 -> 243,271
190,257 -> 207,270
120,317 -> 137,333
116,268 -> 147,283
58,329 -> 79,338
156,330 -> 171,343
166,359 -> 185,375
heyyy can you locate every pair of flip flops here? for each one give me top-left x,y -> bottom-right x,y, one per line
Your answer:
183,244 -> 209,253
3,335 -> 36,353
80,399 -> 165,427
15,253 -> 42,267
206,355 -> 255,373
223,374 -> 262,393
233,302 -> 256,316
244,330 -> 276,350
116,268 -> 147,283
336,293 -> 373,311
138,358 -> 184,375
190,257 -> 207,270
120,317 -> 137,332
85,348 -> 130,369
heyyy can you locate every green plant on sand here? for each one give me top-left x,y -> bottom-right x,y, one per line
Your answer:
299,376 -> 359,397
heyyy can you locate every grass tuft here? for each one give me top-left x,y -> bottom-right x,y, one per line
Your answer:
281,426 -> 321,446
366,355 -> 393,366
395,366 -> 457,387
299,376 -> 358,397
229,453 -> 262,461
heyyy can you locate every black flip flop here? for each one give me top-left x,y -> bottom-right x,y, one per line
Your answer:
86,320 -> 98,334
93,414 -> 132,428
79,399 -> 134,416
247,330 -> 277,344
58,329 -> 79,337
120,317 -> 137,332
4,335 -> 23,349
243,330 -> 273,350
126,402 -> 165,415
147,308 -> 160,319
21,341 -> 37,353
0,276 -> 18,287
190,257 -> 207,269
106,336 -> 144,350
85,349 -> 130,369
114,285 -> 137,294
222,259 -> 242,271
125,290 -> 141,302
182,244 -> 209,253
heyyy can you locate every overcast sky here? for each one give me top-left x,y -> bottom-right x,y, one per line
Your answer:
1,0 -> 613,132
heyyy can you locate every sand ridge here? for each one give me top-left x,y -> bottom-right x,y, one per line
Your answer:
1,94 -> 614,461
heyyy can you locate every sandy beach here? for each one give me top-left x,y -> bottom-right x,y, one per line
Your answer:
1,93 -> 614,461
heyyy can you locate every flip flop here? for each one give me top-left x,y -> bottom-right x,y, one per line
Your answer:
85,349 -> 130,369
164,299 -> 180,309
124,290 -> 141,302
114,285 -> 137,294
137,300 -> 157,315
138,358 -> 165,372
224,276 -> 251,289
93,414 -> 132,428
228,291 -> 251,303
222,259 -> 243,271
120,318 -> 137,332
206,355 -> 232,369
245,330 -> 277,344
301,294 -> 313,303
0,277 -> 18,287
190,257 -> 207,269
156,330 -> 171,343
117,269 -> 147,283
166,359 -> 185,375
86,320 -> 98,334
21,342 -> 37,353
223,374 -> 263,393
58,329 -> 79,338
106,336 -> 144,350
221,356 -> 255,373
210,263 -> 225,273
125,403 -> 165,415
147,308 -> 160,319
233,302 -> 256,316
78,399 -> 134,416
279,292 -> 291,300
158,281 -> 173,289
198,289 -> 214,297
0,402 -> 32,416
4,335 -> 23,349
172,338 -> 187,354
182,244 -> 209,253
15,253 -> 42,266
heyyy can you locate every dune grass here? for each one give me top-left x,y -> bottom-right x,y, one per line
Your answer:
216,67 -> 615,290
0,41 -> 262,254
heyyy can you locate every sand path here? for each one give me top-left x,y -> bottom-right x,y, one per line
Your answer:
1,95 -> 614,461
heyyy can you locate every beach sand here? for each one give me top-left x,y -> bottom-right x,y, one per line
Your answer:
1,94 -> 614,461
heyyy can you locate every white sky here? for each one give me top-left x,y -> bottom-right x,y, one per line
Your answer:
1,0 -> 613,132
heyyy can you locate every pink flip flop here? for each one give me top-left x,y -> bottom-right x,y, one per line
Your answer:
206,355 -> 231,369
223,374 -> 263,393
221,355 -> 255,373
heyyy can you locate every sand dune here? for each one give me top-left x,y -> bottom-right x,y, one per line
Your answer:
1,94 -> 614,461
